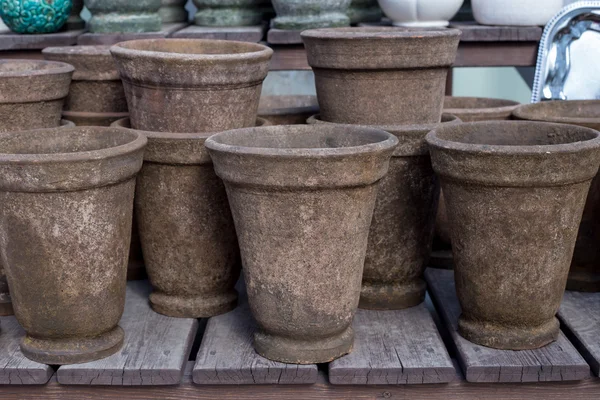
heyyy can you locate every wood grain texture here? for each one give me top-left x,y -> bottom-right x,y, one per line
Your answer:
172,25 -> 265,42
0,29 -> 83,50
267,29 -> 303,45
559,291 -> 600,376
77,23 -> 188,46
329,307 -> 456,385
57,280 -> 198,386
0,316 -> 53,385
425,268 -> 591,383
193,299 -> 318,385
450,22 -> 543,42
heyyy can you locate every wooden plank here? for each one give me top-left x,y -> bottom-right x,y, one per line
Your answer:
559,291 -> 600,376
329,307 -> 456,385
0,29 -> 83,51
425,268 -> 591,383
77,23 -> 188,46
57,280 -> 198,386
450,22 -> 543,42
0,316 -> 53,385
172,25 -> 265,42
267,28 -> 303,45
193,298 -> 318,385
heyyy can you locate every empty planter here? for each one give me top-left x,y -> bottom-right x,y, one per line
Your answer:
193,0 -> 267,26
42,46 -> 129,127
513,100 -> 600,292
111,39 -> 273,133
302,27 -> 460,125
206,125 -> 397,363
258,95 -> 319,125
272,0 -> 351,30
378,0 -> 463,27
85,0 -> 162,33
0,127 -> 146,364
427,121 -> 600,350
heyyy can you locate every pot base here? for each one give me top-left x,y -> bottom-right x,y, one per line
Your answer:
149,289 -> 238,318
359,280 -> 426,310
253,326 -> 354,364
566,270 -> 600,292
458,316 -> 560,350
273,13 -> 350,30
21,326 -> 124,365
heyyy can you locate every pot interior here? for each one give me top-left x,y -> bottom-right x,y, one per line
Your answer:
444,96 -> 519,109
115,38 -> 267,56
0,60 -> 72,75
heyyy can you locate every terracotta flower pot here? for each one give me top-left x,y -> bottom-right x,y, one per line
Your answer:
272,0 -> 352,30
42,46 -> 129,127
193,0 -> 267,26
302,27 -> 460,125
111,39 -> 273,133
258,95 -> 319,125
348,0 -> 382,24
444,96 -> 520,122
0,60 -> 73,132
85,0 -> 162,33
307,113 -> 460,309
513,100 -> 600,292
426,121 -> 600,350
0,126 -> 146,364
159,0 -> 188,23
206,125 -> 397,364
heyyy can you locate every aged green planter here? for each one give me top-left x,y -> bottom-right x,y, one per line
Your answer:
85,0 -> 162,33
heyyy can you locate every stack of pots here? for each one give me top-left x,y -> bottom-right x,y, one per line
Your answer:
302,27 -> 461,310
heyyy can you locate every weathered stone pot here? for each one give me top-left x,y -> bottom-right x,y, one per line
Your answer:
85,0 -> 162,33
444,96 -> 519,122
308,113 -> 460,309
67,0 -> 85,30
0,126 -> 146,364
42,46 -> 129,126
258,95 -> 319,125
193,0 -> 267,26
426,121 -> 600,350
159,0 -> 188,23
0,60 -> 73,132
513,100 -> 600,292
302,27 -> 461,125
348,0 -> 382,24
206,125 -> 397,364
272,0 -> 352,30
111,39 -> 273,133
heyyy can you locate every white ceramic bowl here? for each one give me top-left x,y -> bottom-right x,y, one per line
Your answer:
472,0 -> 563,26
377,0 -> 464,27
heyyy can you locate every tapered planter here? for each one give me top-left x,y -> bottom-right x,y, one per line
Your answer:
42,46 -> 129,127
0,126 -> 146,364
272,0 -> 352,30
258,95 -> 319,125
513,100 -> 600,292
159,0 -> 188,23
444,96 -> 519,122
206,125 -> 397,364
193,0 -> 267,26
0,60 -> 73,132
348,0 -> 382,24
85,0 -> 162,33
426,121 -> 600,350
307,113 -> 460,309
302,27 -> 460,125
111,39 -> 273,133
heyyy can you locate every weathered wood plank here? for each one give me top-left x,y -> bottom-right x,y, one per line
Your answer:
449,22 -> 543,42
0,29 -> 83,51
559,291 -> 600,376
172,25 -> 265,42
425,268 -> 591,383
57,280 -> 198,386
193,298 -> 318,385
329,307 -> 456,385
267,28 -> 303,45
77,23 -> 188,46
0,316 -> 53,385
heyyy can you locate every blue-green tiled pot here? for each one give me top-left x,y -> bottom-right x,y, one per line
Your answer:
0,0 -> 72,34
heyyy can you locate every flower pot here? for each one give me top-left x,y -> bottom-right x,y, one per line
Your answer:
426,121 -> 600,350
206,125 -> 397,364
159,0 -> 188,23
0,0 -> 72,34
513,100 -> 600,292
444,96 -> 520,122
258,95 -> 319,125
111,39 -> 273,133
67,0 -> 85,30
307,113 -> 460,309
0,60 -> 73,132
42,46 -> 129,127
302,27 -> 460,125
348,0 -> 382,24
85,0 -> 162,33
472,0 -> 562,26
0,126 -> 146,364
272,0 -> 351,30
378,0 -> 463,27
193,0 -> 267,26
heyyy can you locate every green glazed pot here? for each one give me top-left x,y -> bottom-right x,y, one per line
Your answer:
85,0 -> 162,33
0,0 -> 72,34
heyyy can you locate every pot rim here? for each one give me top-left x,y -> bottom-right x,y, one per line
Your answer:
301,26 -> 461,40
426,120 -> 600,156
307,113 -> 460,132
512,100 -> 600,126
444,96 -> 520,114
0,59 -> 74,78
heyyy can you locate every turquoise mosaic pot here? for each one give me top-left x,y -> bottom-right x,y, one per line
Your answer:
0,0 -> 72,34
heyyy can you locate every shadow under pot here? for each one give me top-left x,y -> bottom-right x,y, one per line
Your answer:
308,113 -> 460,309
258,95 -> 319,125
513,100 -> 600,292
0,126 -> 146,364
426,121 -> 600,350
301,27 -> 460,125
205,125 -> 397,364
110,39 -> 273,133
